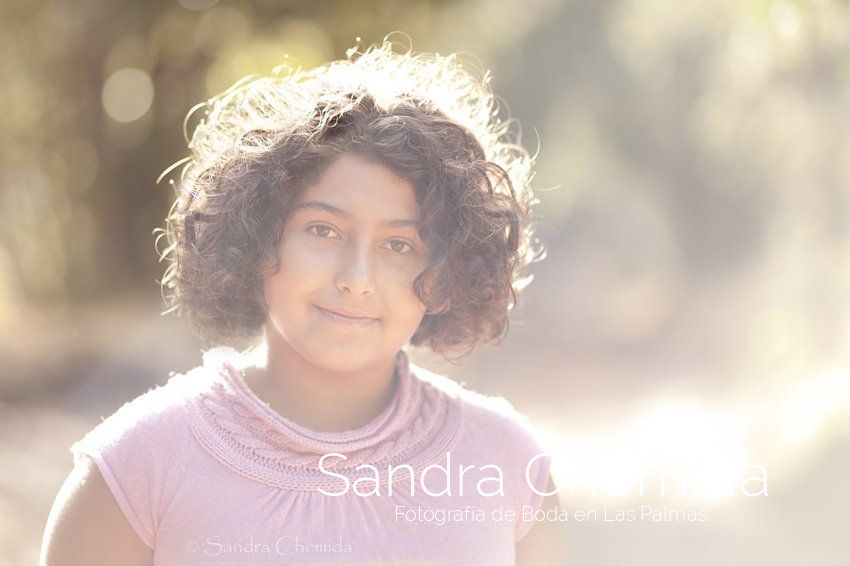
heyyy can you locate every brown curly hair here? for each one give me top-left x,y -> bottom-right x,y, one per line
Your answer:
155,38 -> 544,359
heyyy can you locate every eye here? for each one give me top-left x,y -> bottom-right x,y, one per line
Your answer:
384,239 -> 414,254
307,224 -> 339,239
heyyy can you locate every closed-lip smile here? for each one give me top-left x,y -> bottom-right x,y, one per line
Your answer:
315,305 -> 379,324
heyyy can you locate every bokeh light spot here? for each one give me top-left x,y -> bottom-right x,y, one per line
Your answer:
101,68 -> 155,123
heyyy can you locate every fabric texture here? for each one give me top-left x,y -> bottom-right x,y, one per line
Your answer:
70,347 -> 553,565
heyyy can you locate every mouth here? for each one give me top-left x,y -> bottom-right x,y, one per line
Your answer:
314,305 -> 380,326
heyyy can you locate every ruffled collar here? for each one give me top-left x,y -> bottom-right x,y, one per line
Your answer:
179,347 -> 464,492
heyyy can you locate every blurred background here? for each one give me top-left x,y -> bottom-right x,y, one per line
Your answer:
3,0 -> 850,563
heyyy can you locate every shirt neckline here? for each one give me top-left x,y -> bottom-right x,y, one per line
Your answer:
219,349 -> 410,443
183,346 -> 465,491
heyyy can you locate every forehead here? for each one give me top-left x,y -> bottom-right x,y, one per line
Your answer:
295,152 -> 420,219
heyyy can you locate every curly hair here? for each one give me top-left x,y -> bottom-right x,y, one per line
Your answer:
155,38 -> 545,359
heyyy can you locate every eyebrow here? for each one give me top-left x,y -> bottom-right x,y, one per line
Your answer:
291,200 -> 421,229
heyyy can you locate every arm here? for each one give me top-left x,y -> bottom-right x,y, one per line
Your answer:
515,473 -> 569,566
40,455 -> 153,566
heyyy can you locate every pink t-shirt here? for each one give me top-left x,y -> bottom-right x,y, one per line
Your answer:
71,347 -> 552,565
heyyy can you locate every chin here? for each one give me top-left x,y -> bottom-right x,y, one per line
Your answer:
303,342 -> 385,372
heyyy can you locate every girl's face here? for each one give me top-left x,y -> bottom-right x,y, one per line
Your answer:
263,152 -> 431,373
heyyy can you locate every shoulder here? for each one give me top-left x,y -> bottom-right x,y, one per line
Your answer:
64,367 -> 210,550
71,368 -> 203,461
44,368 -> 210,564
411,363 -> 550,459
414,365 -> 559,544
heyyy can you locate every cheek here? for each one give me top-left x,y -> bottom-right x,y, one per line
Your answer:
263,241 -> 324,313
273,233 -> 339,288
263,271 -> 297,321
384,262 -> 429,321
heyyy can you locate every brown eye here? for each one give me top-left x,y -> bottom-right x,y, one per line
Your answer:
385,239 -> 414,254
308,224 -> 338,239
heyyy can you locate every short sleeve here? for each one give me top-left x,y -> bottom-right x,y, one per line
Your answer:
514,441 -> 552,542
491,401 -> 553,543
70,379 -> 191,550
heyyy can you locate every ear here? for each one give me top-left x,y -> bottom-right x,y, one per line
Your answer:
258,254 -> 279,279
424,301 -> 451,315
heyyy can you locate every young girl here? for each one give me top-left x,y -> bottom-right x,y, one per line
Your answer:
41,39 -> 566,565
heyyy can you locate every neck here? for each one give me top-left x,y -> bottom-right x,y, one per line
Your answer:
239,335 -> 400,433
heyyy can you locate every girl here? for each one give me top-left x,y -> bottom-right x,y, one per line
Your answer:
41,39 -> 566,565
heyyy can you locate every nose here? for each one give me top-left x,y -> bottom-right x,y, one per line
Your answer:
335,238 -> 376,296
